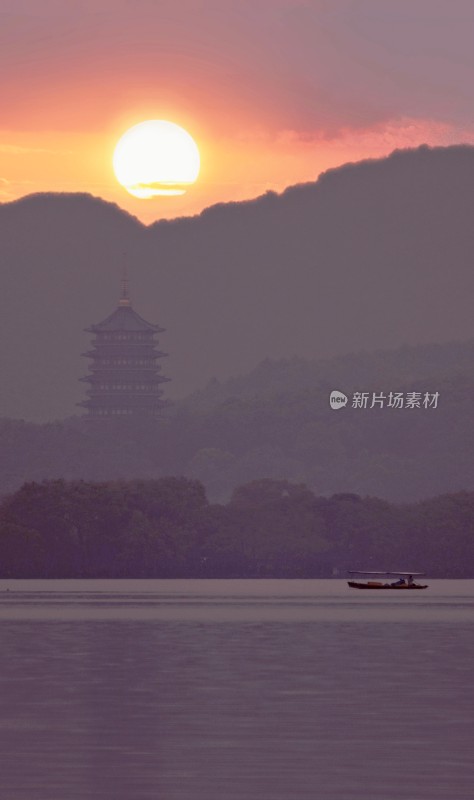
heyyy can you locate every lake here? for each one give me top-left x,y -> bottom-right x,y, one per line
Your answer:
0,579 -> 473,799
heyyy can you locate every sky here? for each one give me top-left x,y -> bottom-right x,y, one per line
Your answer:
1,0 -> 474,222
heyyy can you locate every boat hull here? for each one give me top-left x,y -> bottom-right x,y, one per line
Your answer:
348,581 -> 428,590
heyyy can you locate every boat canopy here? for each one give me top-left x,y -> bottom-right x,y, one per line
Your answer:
348,571 -> 425,577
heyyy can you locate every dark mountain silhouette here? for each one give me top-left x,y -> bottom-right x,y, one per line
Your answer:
1,144 -> 474,421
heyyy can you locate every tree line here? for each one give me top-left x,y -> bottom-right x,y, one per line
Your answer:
0,477 -> 472,578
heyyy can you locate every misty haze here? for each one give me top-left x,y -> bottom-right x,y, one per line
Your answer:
2,3 -> 474,798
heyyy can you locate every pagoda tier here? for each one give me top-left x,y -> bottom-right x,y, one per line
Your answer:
78,294 -> 169,418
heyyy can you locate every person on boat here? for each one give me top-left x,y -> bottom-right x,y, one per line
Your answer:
391,577 -> 406,587
407,575 -> 414,586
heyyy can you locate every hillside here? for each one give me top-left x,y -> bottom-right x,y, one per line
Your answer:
1,144 -> 474,421
0,339 -> 472,503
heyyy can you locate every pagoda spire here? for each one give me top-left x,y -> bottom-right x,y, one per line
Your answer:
119,266 -> 131,307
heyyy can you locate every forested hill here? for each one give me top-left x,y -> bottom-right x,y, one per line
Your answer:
182,339 -> 474,410
0,339 -> 473,504
2,143 -> 474,420
0,477 -> 472,578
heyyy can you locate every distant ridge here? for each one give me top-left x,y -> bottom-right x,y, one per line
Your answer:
0,336 -> 473,503
0,190 -> 143,227
183,337 -> 474,409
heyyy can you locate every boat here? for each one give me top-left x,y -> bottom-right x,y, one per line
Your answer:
347,571 -> 428,589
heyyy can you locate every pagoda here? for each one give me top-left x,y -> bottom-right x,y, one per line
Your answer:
79,279 -> 169,418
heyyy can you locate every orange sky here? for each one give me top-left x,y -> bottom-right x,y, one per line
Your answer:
1,0 -> 474,223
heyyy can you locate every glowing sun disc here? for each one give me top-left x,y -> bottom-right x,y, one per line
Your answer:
113,120 -> 200,198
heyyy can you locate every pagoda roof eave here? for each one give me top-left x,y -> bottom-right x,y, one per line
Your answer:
85,304 -> 164,333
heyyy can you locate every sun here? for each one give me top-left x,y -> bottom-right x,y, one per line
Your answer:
113,120 -> 200,199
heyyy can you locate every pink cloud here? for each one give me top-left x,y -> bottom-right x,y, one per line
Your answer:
1,0 -> 474,143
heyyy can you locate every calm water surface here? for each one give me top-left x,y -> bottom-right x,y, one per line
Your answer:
0,579 -> 472,800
